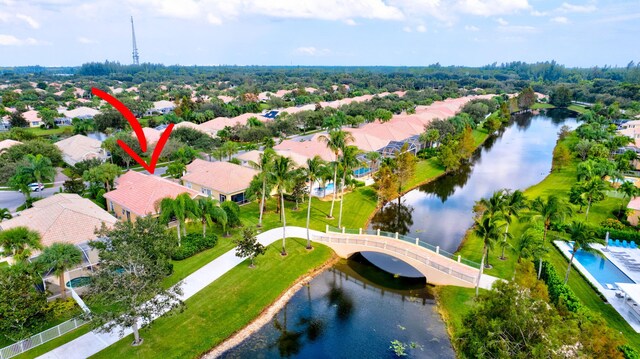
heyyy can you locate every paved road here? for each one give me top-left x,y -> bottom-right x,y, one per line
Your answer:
38,226 -> 320,359
0,169 -> 68,213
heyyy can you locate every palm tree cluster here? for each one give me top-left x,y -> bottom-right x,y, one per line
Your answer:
157,194 -> 227,246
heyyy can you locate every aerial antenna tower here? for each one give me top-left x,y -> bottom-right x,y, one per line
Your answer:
131,16 -> 140,65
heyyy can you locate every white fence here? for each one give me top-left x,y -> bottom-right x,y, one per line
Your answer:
0,317 -> 87,359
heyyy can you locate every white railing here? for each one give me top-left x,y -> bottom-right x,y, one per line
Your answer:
0,317 -> 87,359
313,234 -> 477,284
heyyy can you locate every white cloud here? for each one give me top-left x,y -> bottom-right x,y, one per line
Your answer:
551,16 -> 569,24
530,10 -> 547,17
206,13 -> 222,25
402,25 -> 412,32
16,14 -> 40,29
496,17 -> 508,25
455,0 -> 530,16
497,25 -> 537,33
293,46 -> 331,56
0,34 -> 41,46
464,25 -> 479,31
77,36 -> 96,44
416,24 -> 426,32
558,2 -> 596,13
0,12 -> 10,22
344,19 -> 357,26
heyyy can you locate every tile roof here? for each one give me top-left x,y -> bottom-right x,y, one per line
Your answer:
104,171 -> 199,216
152,100 -> 176,110
0,139 -> 22,152
55,134 -> 106,165
182,159 -> 258,194
0,194 -> 116,248
275,139 -> 337,162
62,106 -> 100,119
629,197 -> 640,211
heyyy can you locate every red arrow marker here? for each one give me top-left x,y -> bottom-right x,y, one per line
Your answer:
91,87 -> 174,174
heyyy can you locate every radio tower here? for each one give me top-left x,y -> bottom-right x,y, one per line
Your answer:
131,16 -> 140,65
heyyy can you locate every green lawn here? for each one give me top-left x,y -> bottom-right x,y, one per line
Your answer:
91,239 -> 333,359
27,127 -> 72,137
568,104 -> 589,114
435,285 -> 476,348
531,103 -> 555,109
450,135 -> 640,351
11,326 -> 92,359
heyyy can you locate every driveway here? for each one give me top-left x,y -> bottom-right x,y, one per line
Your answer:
0,168 -> 68,213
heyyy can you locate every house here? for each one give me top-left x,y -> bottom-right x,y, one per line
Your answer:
274,139 -> 337,162
145,100 -> 176,116
628,197 -> 640,226
0,117 -> 11,131
62,106 -> 100,120
0,139 -> 22,153
55,134 -> 107,166
23,109 -> 41,127
104,171 -> 199,221
182,159 -> 258,204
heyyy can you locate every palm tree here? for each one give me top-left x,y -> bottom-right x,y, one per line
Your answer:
561,221 -> 604,284
582,179 -> 607,221
529,195 -> 573,279
318,129 -> 354,219
511,228 -> 547,280
21,153 -> 56,185
338,145 -> 361,228
473,214 -> 506,296
271,156 -> 296,255
304,156 -> 326,249
158,193 -> 196,246
0,226 -> 42,262
619,180 -> 638,217
37,243 -> 83,299
475,189 -> 507,219
249,149 -> 275,228
0,208 -> 12,222
365,151 -> 381,173
499,190 -> 527,260
194,197 -> 227,237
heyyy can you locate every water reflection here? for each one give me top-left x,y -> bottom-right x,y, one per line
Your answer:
222,262 -> 453,359
370,198 -> 414,234
370,111 -> 578,253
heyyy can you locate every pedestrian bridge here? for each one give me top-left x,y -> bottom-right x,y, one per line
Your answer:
312,226 -> 498,289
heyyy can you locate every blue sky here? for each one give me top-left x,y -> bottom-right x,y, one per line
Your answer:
0,0 -> 638,67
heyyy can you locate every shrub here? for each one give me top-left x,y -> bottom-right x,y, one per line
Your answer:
539,261 -> 582,313
620,344 -> 640,359
172,233 -> 218,260
221,201 -> 241,228
417,148 -> 438,159
596,227 -> 640,243
44,298 -> 78,319
601,218 -> 626,231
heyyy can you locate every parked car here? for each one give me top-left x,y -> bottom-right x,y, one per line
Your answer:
28,183 -> 44,192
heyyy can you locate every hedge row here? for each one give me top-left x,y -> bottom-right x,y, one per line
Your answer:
539,260 -> 583,313
172,233 -> 218,260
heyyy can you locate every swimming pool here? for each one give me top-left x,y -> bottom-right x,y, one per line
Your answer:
66,276 -> 91,288
353,167 -> 372,177
316,183 -> 335,193
572,249 -> 635,287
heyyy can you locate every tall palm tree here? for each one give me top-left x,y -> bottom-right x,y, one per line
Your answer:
511,228 -> 547,280
249,149 -> 275,228
21,153 -> 56,185
158,193 -> 196,246
529,195 -> 573,279
475,189 -> 507,219
473,214 -> 506,296
338,146 -> 361,228
0,226 -> 42,262
0,208 -> 12,222
499,190 -> 528,260
318,129 -> 354,218
582,178 -> 607,221
364,151 -> 381,173
304,156 -> 326,249
194,197 -> 226,237
619,180 -> 639,216
561,221 -> 603,284
271,155 -> 296,255
37,243 -> 83,299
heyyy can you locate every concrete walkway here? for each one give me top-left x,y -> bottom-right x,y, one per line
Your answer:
38,226 -> 320,359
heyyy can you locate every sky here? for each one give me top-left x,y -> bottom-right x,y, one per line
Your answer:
0,0 -> 638,68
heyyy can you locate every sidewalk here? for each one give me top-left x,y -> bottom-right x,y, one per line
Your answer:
38,226 -> 320,359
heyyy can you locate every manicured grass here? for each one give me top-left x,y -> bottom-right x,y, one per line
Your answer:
568,104 -> 589,114
435,286 -> 476,346
27,127 -> 72,137
532,103 -> 555,109
91,239 -> 333,359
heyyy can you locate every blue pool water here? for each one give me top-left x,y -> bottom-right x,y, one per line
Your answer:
316,183 -> 335,194
572,249 -> 635,287
352,167 -> 371,177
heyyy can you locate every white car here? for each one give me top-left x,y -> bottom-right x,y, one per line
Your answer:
28,183 -> 44,192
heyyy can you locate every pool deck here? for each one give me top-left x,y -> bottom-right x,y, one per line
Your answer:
555,241 -> 640,332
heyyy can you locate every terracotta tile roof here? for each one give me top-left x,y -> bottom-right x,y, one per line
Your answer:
131,127 -> 162,146
104,171 -> 199,216
629,197 -> 640,211
275,139 -> 337,162
217,95 -> 234,103
182,159 -> 258,194
55,134 -> 106,166
0,139 -> 22,152
0,194 -> 116,248
339,130 -> 390,152
61,106 -> 100,119
152,100 -> 175,110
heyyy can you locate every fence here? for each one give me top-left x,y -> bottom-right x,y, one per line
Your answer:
0,317 -> 87,359
325,226 -> 481,269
